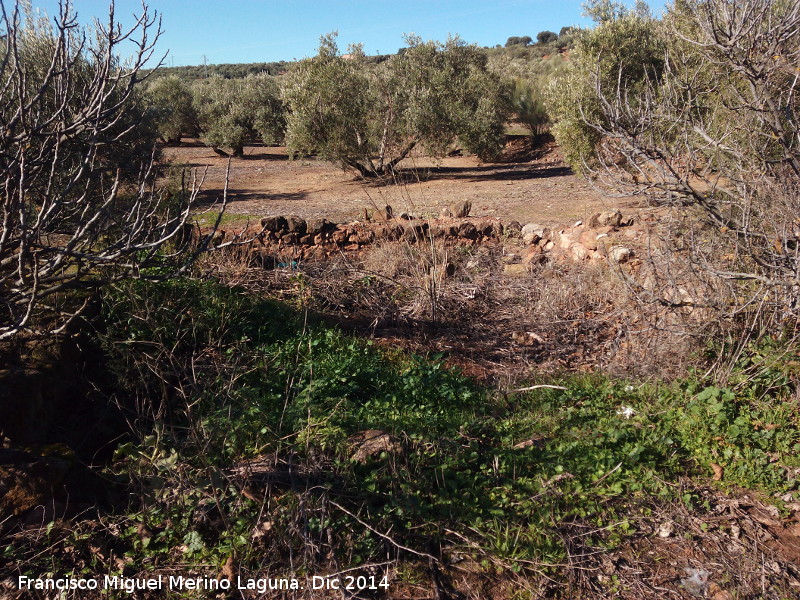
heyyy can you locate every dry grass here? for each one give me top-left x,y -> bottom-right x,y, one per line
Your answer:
197,234 -> 715,385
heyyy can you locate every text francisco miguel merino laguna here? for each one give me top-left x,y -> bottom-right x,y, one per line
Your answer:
18,573 -> 390,593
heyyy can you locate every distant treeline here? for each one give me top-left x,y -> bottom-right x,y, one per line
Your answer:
147,54 -> 394,81
145,37 -> 578,83
145,61 -> 293,80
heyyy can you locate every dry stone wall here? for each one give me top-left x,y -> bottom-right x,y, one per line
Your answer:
210,207 -> 652,267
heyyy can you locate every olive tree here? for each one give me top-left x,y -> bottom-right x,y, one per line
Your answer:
0,1 -> 221,339
146,74 -> 198,143
545,5 -> 664,168
192,73 -> 285,157
506,35 -> 532,47
282,34 -> 509,177
548,0 -> 800,322
488,46 -> 568,138
508,78 -> 550,136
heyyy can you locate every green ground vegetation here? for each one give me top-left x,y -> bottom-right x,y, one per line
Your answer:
5,279 -> 797,589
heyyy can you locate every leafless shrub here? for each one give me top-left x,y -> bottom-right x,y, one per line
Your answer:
361,241 -> 421,280
0,1 -> 237,339
577,0 -> 800,341
516,258 -> 700,377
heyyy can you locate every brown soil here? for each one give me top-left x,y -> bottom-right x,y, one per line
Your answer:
160,139 -> 800,599
163,137 -> 636,226
180,136 -> 672,385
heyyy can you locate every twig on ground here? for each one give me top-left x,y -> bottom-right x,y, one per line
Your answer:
328,499 -> 440,563
506,384 -> 568,393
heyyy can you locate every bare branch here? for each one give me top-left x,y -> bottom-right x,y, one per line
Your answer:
0,0 -> 213,339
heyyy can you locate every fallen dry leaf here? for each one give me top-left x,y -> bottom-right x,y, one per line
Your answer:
218,555 -> 235,581
708,582 -> 732,600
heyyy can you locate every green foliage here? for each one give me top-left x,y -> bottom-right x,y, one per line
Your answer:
487,44 -> 569,139
582,0 -> 652,23
46,281 -> 785,580
545,8 -> 664,168
660,0 -> 799,180
146,75 -> 198,143
509,78 -> 550,135
192,73 -> 285,156
536,30 -> 558,44
281,34 -> 372,166
674,385 -> 799,489
506,36 -> 532,47
102,279 -> 299,374
548,0 -> 800,315
8,279 -> 797,583
282,33 -> 508,176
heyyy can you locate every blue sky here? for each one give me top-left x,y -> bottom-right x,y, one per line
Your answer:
29,1 -> 665,67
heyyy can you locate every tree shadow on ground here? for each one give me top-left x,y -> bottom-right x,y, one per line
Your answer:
240,146 -> 291,161
362,162 -> 573,188
194,189 -> 310,209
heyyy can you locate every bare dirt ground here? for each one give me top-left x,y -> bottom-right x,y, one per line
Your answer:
163,137 -> 636,226
177,137 -> 662,384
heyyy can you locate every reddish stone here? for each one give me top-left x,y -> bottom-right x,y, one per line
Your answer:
477,220 -> 494,236
579,229 -> 599,251
458,222 -> 478,240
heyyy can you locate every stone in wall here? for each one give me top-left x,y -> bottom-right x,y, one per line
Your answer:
458,222 -> 478,240
261,216 -> 287,232
450,200 -> 472,218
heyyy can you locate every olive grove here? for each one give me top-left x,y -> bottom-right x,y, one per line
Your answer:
192,73 -> 285,157
282,34 -> 509,177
